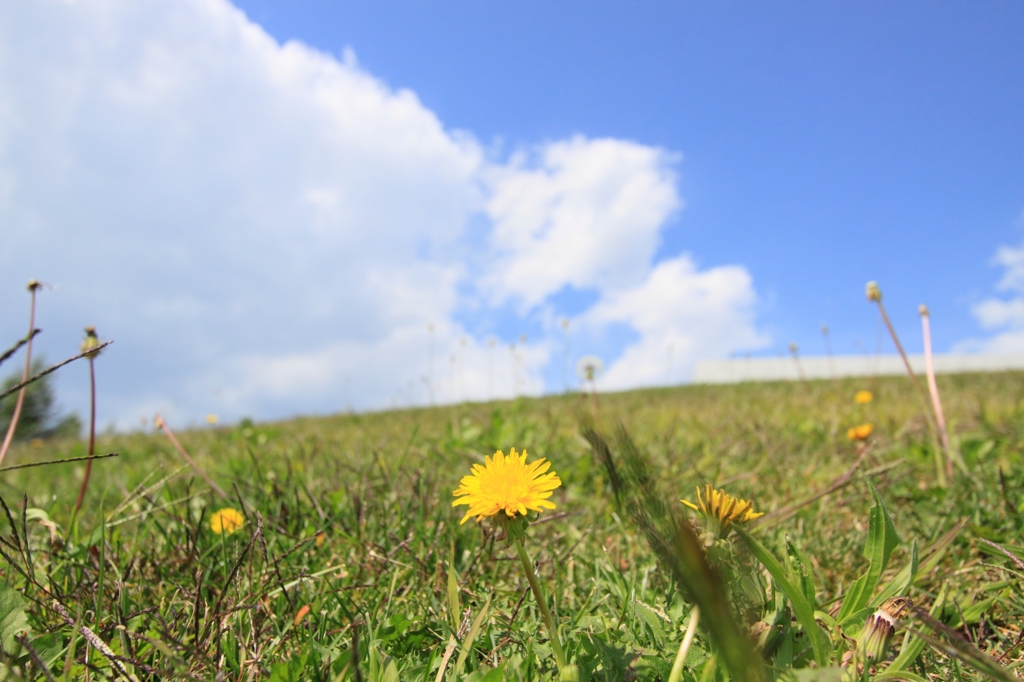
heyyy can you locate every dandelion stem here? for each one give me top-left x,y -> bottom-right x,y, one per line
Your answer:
513,536 -> 567,672
154,413 -> 228,499
668,606 -> 700,682
920,307 -> 953,480
0,284 -> 39,468
873,299 -> 946,487
73,356 -> 96,516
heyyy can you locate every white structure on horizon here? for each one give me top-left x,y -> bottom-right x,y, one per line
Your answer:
692,353 -> 1024,384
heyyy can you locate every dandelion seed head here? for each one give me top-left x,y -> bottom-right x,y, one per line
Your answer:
575,356 -> 604,383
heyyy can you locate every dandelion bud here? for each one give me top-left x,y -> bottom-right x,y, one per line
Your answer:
865,281 -> 882,302
26,280 -> 41,292
81,326 -> 102,357
559,664 -> 580,682
864,280 -> 880,303
918,304 -> 929,317
861,597 -> 911,660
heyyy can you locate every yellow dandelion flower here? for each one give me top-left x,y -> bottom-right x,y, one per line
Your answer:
854,390 -> 873,404
682,485 -> 764,530
847,423 -> 873,441
210,508 -> 245,535
206,413 -> 219,424
452,448 -> 561,524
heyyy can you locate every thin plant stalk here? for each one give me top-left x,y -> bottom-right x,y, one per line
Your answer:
788,342 -> 807,386
154,413 -> 228,499
870,294 -> 947,487
821,323 -> 837,385
73,356 -> 97,516
512,536 -> 567,673
668,606 -> 700,682
920,305 -> 952,480
0,282 -> 40,468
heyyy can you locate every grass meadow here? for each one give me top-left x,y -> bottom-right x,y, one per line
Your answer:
1,370 -> 1024,680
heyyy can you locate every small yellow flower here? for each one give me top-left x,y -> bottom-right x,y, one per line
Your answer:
847,423 -> 873,441
206,413 -> 219,425
682,485 -> 763,538
855,390 -> 873,404
210,508 -> 245,535
452,448 -> 561,524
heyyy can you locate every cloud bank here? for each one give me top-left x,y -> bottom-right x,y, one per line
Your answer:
0,0 -> 766,427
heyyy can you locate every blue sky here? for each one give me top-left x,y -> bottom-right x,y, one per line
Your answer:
1,1 -> 1022,427
235,0 -> 1024,353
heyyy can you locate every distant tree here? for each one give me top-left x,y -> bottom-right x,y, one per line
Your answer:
0,358 -> 81,440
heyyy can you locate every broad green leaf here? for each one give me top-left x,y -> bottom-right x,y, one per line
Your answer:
837,475 -> 899,623
381,659 -> 399,682
29,632 -> 63,668
862,476 -> 899,567
786,537 -> 817,607
836,573 -> 872,625
0,586 -> 29,651
872,539 -> 918,607
735,527 -> 830,667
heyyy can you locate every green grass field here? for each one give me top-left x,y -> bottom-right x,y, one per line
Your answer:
2,372 -> 1024,680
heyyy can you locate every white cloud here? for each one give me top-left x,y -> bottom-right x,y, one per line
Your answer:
972,298 -> 1024,331
484,137 -> 680,309
0,0 -> 485,425
0,0 -> 765,426
579,255 -> 768,388
992,243 -> 1024,294
960,235 -> 1024,352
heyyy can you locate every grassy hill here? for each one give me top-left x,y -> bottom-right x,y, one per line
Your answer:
2,372 -> 1024,680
